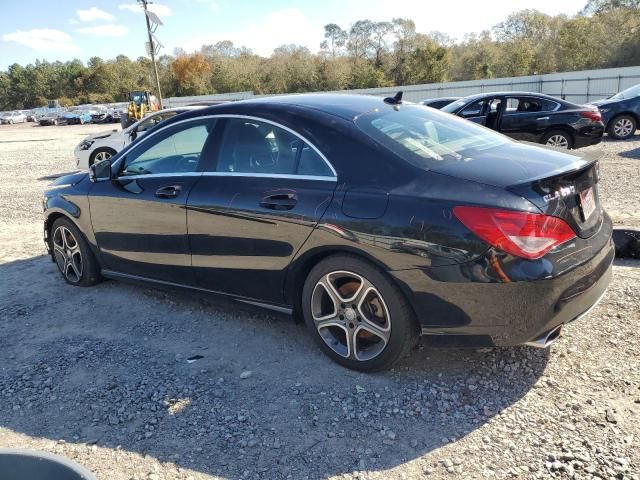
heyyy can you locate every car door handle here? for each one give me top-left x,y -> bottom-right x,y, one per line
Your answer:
537,116 -> 550,120
155,185 -> 182,199
260,192 -> 298,210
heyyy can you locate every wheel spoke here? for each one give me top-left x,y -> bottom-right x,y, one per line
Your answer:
53,243 -> 65,257
69,256 -> 82,279
346,328 -> 358,360
324,271 -> 364,303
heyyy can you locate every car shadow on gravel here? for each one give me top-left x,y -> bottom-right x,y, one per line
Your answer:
619,145 -> 640,159
0,255 -> 550,479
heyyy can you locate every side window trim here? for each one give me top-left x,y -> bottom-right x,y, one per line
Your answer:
112,114 -> 337,179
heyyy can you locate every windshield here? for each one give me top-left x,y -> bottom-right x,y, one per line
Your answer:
441,99 -> 468,113
612,83 -> 640,100
355,104 -> 511,170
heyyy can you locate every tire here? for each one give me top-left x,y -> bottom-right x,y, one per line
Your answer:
50,217 -> 102,287
541,129 -> 573,149
301,254 -> 419,372
89,147 -> 117,166
8,120 -> 13,125
607,114 -> 636,140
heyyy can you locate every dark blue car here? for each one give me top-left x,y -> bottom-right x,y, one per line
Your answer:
592,83 -> 640,140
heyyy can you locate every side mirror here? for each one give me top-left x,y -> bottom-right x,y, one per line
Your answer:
89,159 -> 112,183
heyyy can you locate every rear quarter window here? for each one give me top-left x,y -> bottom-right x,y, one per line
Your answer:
355,105 -> 510,170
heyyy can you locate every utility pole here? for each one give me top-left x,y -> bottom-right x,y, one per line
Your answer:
139,0 -> 163,109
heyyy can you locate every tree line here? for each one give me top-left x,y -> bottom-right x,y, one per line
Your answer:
0,0 -> 638,110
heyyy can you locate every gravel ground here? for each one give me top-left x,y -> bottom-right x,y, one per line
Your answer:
0,122 -> 639,480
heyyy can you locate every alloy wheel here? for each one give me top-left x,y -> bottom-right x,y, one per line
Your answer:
311,270 -> 391,361
546,134 -> 569,148
52,226 -> 83,283
94,151 -> 112,162
613,118 -> 634,138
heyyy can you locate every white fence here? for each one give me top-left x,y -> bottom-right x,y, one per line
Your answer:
163,65 -> 640,107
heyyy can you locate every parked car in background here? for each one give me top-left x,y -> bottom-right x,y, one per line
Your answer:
60,109 -> 92,125
421,97 -> 461,109
442,92 -> 604,149
592,83 -> 640,140
39,111 -> 62,126
26,111 -> 38,122
1,111 -> 27,124
74,106 -> 204,168
106,107 -> 122,123
45,94 -> 613,371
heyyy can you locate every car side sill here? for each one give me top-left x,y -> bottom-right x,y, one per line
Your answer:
100,269 -> 293,316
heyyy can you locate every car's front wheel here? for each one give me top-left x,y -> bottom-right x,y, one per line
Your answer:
89,147 -> 117,166
302,254 -> 419,371
51,217 -> 101,287
608,114 -> 636,140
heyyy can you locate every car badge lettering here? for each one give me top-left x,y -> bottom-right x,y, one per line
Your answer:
543,185 -> 575,203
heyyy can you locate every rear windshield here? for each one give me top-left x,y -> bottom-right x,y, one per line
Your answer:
612,83 -> 640,100
355,104 -> 511,170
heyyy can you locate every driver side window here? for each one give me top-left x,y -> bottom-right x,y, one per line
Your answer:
120,120 -> 215,176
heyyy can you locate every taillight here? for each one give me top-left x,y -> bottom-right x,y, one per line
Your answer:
580,110 -> 602,122
453,206 -> 576,260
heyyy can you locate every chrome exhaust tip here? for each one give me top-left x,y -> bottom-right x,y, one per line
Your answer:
524,325 -> 562,349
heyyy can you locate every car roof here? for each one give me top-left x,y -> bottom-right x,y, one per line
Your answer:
179,93 -> 394,121
458,91 -> 564,102
422,97 -> 460,102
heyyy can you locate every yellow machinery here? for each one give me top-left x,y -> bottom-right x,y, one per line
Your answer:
121,90 -> 160,128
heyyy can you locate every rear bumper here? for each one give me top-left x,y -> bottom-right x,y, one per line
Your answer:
390,214 -> 614,346
574,124 -> 605,148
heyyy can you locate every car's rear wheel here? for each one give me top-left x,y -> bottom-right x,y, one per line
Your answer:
89,147 -> 117,166
542,130 -> 573,149
302,254 -> 419,371
51,217 -> 101,287
608,114 -> 636,140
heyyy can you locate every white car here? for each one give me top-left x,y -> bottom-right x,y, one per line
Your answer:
1,111 -> 27,124
74,106 -> 203,169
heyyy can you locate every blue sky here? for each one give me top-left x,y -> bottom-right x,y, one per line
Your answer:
0,0 -> 588,69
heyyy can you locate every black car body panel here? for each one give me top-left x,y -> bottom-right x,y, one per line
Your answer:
44,94 -> 613,348
442,91 -> 604,148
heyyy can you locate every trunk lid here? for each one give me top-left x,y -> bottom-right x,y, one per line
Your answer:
430,142 -> 603,238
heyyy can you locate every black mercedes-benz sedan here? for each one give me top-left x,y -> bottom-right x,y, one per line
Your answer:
43,94 -> 614,371
442,92 -> 604,149
592,83 -> 639,140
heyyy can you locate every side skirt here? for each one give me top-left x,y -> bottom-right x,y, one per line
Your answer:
101,269 -> 294,316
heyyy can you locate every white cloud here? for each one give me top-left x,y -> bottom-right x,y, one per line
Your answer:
2,29 -> 80,52
76,7 -> 115,22
76,24 -> 129,37
181,8 -> 322,56
119,3 -> 172,16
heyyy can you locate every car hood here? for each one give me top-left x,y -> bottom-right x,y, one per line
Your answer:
85,129 -> 122,141
48,171 -> 88,187
428,141 -> 598,188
